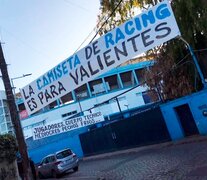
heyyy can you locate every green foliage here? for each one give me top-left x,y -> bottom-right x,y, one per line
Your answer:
98,0 -> 207,100
0,134 -> 18,163
98,0 -> 139,35
98,0 -> 163,34
98,0 -> 207,46
172,0 -> 207,48
151,0 -> 207,99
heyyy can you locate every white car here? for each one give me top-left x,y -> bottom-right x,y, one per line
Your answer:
37,148 -> 79,178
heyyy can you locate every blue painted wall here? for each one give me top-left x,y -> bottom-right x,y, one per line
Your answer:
161,106 -> 184,140
188,92 -> 207,135
27,127 -> 88,164
160,89 -> 207,140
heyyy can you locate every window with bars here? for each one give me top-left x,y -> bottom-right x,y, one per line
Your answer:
142,90 -> 159,104
135,68 -> 146,84
120,71 -> 135,87
75,84 -> 89,100
60,92 -> 73,105
104,75 -> 120,91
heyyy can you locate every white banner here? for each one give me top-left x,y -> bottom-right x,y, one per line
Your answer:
21,0 -> 180,115
32,112 -> 104,140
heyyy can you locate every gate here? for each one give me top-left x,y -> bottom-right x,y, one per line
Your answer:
79,107 -> 171,156
174,104 -> 199,136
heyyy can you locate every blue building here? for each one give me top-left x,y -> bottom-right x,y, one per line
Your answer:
17,60 -> 160,163
9,56 -> 207,163
160,89 -> 207,140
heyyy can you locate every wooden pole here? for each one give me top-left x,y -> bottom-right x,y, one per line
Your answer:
0,43 -> 32,180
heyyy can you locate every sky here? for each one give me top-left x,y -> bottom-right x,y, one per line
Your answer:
0,0 -> 100,92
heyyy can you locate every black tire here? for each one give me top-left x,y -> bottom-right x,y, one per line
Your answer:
38,172 -> 44,179
51,170 -> 58,178
73,166 -> 79,172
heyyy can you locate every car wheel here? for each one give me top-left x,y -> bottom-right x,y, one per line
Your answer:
51,170 -> 58,178
73,166 -> 79,172
38,172 -> 44,179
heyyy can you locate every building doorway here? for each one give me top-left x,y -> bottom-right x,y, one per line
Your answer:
174,104 -> 199,136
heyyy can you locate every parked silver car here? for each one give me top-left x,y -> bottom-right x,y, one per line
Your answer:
37,148 -> 79,178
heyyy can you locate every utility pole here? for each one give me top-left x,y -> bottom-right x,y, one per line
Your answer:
0,43 -> 32,179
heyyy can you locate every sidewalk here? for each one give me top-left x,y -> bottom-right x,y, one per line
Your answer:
83,135 -> 207,161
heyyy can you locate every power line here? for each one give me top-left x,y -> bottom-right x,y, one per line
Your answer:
80,51 -> 196,113
64,0 -> 90,12
172,53 -> 190,67
74,0 -> 124,53
89,0 -> 124,44
194,48 -> 207,52
0,26 -> 53,60
74,27 -> 97,54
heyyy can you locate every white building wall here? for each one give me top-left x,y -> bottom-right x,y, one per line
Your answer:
0,90 -> 13,134
21,85 -> 149,139
0,91 -> 6,100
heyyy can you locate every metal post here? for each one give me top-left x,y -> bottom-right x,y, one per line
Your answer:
10,78 -> 18,111
156,84 -> 164,102
76,94 -> 83,115
179,37 -> 206,88
115,97 -> 124,119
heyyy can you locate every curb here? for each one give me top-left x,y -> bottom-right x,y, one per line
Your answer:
82,135 -> 207,161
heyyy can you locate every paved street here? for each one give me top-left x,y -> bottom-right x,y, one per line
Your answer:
44,136 -> 207,180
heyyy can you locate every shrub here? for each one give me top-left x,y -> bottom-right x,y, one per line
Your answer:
0,134 -> 18,163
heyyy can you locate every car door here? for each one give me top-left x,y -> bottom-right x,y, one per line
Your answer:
39,157 -> 49,176
50,155 -> 56,170
46,155 -> 56,175
45,156 -> 55,176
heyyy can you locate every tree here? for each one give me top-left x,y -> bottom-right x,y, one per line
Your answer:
97,0 -> 207,100
98,0 -> 162,35
145,0 -> 207,100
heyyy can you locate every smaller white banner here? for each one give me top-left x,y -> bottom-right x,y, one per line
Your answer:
32,112 -> 104,140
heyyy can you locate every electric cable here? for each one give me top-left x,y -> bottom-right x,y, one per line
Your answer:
64,0 -> 89,12
68,51 -> 194,119
194,48 -> 207,52
89,0 -> 124,43
74,0 -> 124,52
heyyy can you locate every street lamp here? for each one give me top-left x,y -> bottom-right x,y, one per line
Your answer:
11,73 -> 32,112
11,73 -> 32,95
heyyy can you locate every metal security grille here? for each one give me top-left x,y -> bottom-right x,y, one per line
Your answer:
79,107 -> 171,156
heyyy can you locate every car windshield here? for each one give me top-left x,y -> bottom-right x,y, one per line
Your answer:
56,149 -> 72,159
